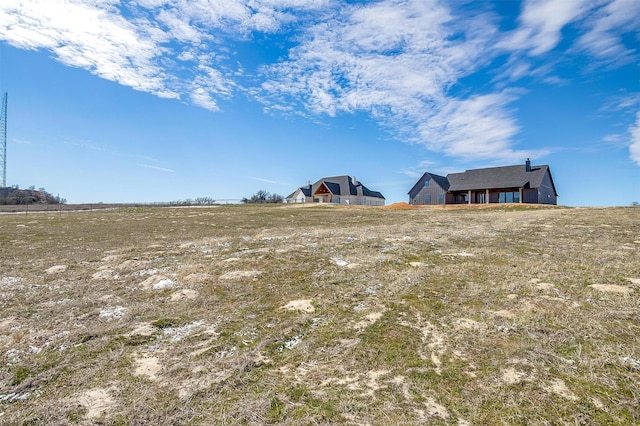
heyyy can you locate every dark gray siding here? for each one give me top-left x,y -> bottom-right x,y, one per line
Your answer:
523,188 -> 538,203
537,171 -> 557,204
411,177 -> 447,205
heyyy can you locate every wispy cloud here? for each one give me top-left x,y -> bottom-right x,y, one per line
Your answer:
251,176 -> 293,186
602,133 -> 628,148
413,90 -> 546,162
496,0 -> 639,78
252,177 -> 277,184
260,1 -> 533,161
498,0 -> 591,56
138,163 -> 175,173
0,0 -> 177,98
0,0 -> 326,109
576,0 -> 640,65
1,0 -> 638,168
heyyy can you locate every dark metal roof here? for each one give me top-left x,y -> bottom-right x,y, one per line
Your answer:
323,181 -> 341,195
287,176 -> 385,200
361,185 -> 385,199
315,175 -> 385,199
447,164 -> 554,192
285,184 -> 311,199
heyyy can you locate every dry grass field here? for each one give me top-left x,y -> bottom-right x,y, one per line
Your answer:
1,204 -> 639,425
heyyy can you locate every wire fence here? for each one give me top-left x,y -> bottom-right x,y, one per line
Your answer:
0,199 -> 249,215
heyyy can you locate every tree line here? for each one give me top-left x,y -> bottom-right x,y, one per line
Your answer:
0,186 -> 66,205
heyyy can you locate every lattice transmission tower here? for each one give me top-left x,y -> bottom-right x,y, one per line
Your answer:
0,92 -> 7,188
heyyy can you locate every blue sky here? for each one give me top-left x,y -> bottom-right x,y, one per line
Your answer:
0,0 -> 638,206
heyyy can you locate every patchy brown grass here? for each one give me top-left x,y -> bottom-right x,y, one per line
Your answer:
1,205 -> 639,424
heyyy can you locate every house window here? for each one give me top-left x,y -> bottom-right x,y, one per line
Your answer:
425,194 -> 431,203
438,194 -> 444,204
498,191 -> 519,203
424,180 -> 429,187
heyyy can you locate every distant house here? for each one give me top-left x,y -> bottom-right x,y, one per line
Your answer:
286,175 -> 385,206
408,159 -> 558,205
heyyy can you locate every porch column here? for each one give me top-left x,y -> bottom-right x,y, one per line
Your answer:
486,189 -> 490,204
519,187 -> 523,203
468,190 -> 472,204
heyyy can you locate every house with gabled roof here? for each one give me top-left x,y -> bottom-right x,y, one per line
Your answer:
286,175 -> 385,206
409,159 -> 558,205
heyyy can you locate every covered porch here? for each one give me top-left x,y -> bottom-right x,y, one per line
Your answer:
449,187 -> 524,204
313,182 -> 338,203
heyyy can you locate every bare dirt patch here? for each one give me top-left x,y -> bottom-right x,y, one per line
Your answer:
218,270 -> 261,280
76,387 -> 117,419
182,273 -> 214,284
91,269 -> 118,280
170,289 -> 199,301
139,275 -> 174,289
134,355 -> 161,380
500,367 -> 529,385
354,310 -> 385,330
45,265 -> 67,274
589,284 -> 633,294
535,282 -> 555,290
281,299 -> 315,313
548,378 -> 579,401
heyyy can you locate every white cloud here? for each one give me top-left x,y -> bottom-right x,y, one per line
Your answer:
630,112 -> 640,166
1,0 -> 633,168
497,0 -> 640,76
260,0 -> 534,162
416,90 -> 546,162
498,0 -> 591,56
0,0 -> 332,111
577,0 -> 640,64
0,0 -> 176,97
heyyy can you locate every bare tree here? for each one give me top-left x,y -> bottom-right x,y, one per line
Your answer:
268,193 -> 284,203
195,197 -> 216,205
244,190 -> 284,204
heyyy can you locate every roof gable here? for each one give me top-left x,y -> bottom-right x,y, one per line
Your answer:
408,172 -> 449,198
286,184 -> 312,200
311,175 -> 385,200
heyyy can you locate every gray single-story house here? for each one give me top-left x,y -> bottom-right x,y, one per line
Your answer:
286,175 -> 385,206
409,159 -> 558,205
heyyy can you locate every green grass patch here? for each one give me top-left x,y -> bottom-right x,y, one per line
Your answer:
10,366 -> 31,386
